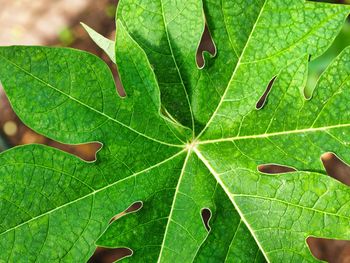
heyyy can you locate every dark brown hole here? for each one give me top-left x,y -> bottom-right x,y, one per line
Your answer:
125,201 -> 143,213
256,77 -> 276,109
196,23 -> 216,68
201,208 -> 212,231
88,247 -> 132,263
258,164 -> 296,174
321,152 -> 350,186
307,237 -> 350,263
110,201 -> 143,223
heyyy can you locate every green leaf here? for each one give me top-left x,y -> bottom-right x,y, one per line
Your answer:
1,0 -> 350,262
81,23 -> 116,63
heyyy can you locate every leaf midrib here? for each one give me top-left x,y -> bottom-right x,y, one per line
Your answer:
235,193 -> 350,221
159,0 -> 195,137
157,150 -> 192,263
197,122 -> 350,145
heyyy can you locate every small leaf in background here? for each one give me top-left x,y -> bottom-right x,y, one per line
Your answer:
58,27 -> 75,46
105,4 -> 117,19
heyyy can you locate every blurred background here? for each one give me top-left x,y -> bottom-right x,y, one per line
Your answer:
0,0 -> 350,262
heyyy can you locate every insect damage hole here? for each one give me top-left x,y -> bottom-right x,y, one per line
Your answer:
201,208 -> 212,231
109,201 -> 143,223
196,22 -> 216,69
88,247 -> 132,263
53,142 -> 102,162
321,152 -> 350,186
307,236 -> 350,263
256,76 -> 277,110
258,163 -> 296,174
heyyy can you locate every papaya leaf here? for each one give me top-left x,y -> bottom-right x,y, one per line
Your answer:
1,1 -> 350,262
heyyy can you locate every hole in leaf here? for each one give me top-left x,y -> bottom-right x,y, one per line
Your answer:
256,76 -> 276,109
88,247 -> 132,263
307,236 -> 350,263
125,201 -> 143,213
201,208 -> 212,231
47,142 -> 103,162
258,164 -> 296,174
321,152 -> 350,186
196,22 -> 216,68
109,201 -> 143,223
